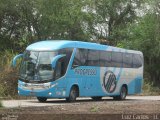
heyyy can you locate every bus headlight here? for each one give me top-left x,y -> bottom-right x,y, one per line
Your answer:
43,83 -> 51,89
44,83 -> 58,89
50,83 -> 58,88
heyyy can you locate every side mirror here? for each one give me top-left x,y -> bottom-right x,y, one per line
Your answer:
12,54 -> 23,67
51,54 -> 66,69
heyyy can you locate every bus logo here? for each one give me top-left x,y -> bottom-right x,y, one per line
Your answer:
103,71 -> 117,93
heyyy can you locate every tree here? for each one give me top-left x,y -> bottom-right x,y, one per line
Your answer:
36,0 -> 94,41
92,0 -> 144,45
0,0 -> 39,51
0,0 -> 96,52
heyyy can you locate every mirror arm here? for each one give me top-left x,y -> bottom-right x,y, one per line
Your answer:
12,54 -> 23,67
51,54 -> 66,69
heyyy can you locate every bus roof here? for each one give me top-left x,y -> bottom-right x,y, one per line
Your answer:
26,40 -> 142,54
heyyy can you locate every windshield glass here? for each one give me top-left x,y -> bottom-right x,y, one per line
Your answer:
19,51 -> 57,82
19,48 -> 73,83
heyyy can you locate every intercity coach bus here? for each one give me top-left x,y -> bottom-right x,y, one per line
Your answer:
12,40 -> 143,102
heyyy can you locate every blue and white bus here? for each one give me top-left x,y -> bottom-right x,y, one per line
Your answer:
12,40 -> 143,102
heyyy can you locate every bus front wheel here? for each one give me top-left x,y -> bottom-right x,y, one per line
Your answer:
113,86 -> 127,100
37,97 -> 47,102
66,86 -> 79,102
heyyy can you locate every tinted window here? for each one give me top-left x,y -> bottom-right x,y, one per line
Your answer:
59,48 -> 73,71
111,52 -> 122,67
133,54 -> 142,68
86,50 -> 100,66
72,48 -> 143,68
55,48 -> 73,79
72,48 -> 88,67
123,53 -> 132,68
100,51 -> 111,67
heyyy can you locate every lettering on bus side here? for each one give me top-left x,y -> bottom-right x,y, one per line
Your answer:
74,69 -> 97,76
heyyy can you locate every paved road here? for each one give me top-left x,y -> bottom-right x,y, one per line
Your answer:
2,96 -> 160,108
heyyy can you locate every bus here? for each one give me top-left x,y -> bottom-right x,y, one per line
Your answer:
12,40 -> 143,102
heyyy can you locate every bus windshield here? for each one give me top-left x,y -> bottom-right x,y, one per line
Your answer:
19,51 -> 57,82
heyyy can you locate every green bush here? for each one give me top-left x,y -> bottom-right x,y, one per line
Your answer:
143,79 -> 160,95
0,84 -> 6,97
0,50 -> 18,98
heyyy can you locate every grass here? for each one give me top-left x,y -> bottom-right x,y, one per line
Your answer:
90,106 -> 99,112
142,79 -> 160,96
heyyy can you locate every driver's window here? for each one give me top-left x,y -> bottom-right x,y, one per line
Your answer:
54,48 -> 73,80
55,58 -> 65,80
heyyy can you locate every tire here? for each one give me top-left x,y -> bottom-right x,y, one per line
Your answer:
37,97 -> 47,102
113,86 -> 127,100
66,86 -> 78,102
91,97 -> 102,101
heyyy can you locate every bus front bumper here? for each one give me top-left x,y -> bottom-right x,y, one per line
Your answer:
18,81 -> 67,98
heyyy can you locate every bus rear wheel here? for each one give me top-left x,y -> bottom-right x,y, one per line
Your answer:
113,86 -> 127,100
91,97 -> 102,101
66,86 -> 79,102
37,97 -> 47,102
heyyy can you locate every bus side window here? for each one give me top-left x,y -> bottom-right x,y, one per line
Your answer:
133,54 -> 142,68
86,49 -> 99,66
72,48 -> 87,67
111,52 -> 122,67
123,53 -> 133,68
99,51 -> 111,67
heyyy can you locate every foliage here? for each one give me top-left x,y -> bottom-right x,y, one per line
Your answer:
37,0 -> 93,41
0,0 -> 144,50
0,0 -> 96,51
93,0 -> 144,44
0,51 -> 18,98
143,78 -> 160,95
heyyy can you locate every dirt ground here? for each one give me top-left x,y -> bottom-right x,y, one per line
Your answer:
0,98 -> 160,120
